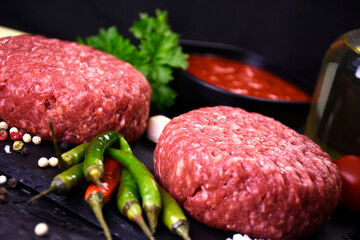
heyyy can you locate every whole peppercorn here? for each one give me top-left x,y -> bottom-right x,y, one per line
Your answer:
0,130 -> 8,141
0,194 -> 6,204
10,132 -> 22,141
0,186 -> 7,204
34,222 -> 49,236
0,187 -> 7,194
9,127 -> 18,133
48,157 -> 59,167
0,121 -> 8,130
38,157 -> 49,168
20,146 -> 29,156
0,175 -> 7,185
32,136 -> 42,145
13,141 -> 24,152
60,141 -> 70,150
22,133 -> 32,143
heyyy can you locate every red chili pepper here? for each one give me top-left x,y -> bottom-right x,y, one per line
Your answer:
84,158 -> 121,240
10,132 -> 22,141
0,130 -> 8,141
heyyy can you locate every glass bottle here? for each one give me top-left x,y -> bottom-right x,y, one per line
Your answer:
305,29 -> 360,161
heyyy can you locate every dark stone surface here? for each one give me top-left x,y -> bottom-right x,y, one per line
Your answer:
0,136 -> 235,240
0,135 -> 359,239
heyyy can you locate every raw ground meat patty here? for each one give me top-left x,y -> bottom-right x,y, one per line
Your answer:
0,35 -> 151,144
153,106 -> 342,240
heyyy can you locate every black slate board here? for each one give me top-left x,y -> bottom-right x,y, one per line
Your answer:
0,135 -> 359,240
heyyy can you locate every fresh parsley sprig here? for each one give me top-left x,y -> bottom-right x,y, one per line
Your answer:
77,9 -> 188,112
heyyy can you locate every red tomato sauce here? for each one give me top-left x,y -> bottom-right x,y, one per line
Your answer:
186,54 -> 311,101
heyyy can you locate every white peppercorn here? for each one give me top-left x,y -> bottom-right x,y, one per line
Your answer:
48,157 -> 58,167
22,133 -> 32,143
38,157 -> 49,168
32,136 -> 42,145
0,175 -> 7,185
34,222 -> 49,236
9,127 -> 18,133
0,121 -> 8,130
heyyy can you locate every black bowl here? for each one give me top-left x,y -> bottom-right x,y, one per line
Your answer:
171,40 -> 314,130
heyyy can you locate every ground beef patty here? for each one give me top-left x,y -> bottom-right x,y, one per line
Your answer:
0,35 -> 151,144
153,106 -> 342,240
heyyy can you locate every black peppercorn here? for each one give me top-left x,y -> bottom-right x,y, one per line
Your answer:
0,194 -> 6,204
20,146 -> 29,155
60,141 -> 70,150
0,187 -> 7,204
0,187 -> 7,195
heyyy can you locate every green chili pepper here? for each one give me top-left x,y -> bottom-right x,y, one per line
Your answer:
60,142 -> 90,169
83,131 -> 120,186
28,163 -> 84,203
119,136 -> 133,154
159,186 -> 191,240
116,136 -> 154,239
106,147 -> 162,233
117,168 -> 154,240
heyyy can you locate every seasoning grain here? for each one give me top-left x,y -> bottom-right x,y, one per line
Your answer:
22,133 -> 32,143
0,175 -> 7,185
38,157 -> 49,168
0,121 -> 8,130
34,222 -> 49,236
32,136 -> 42,145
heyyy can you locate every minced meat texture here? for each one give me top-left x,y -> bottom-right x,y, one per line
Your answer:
0,35 -> 151,144
153,106 -> 341,240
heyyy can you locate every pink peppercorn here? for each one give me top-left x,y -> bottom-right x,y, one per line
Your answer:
10,132 -> 22,141
0,130 -> 7,141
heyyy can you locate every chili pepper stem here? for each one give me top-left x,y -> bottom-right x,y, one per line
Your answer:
127,204 -> 154,240
87,193 -> 112,240
27,186 -> 56,203
48,119 -> 65,168
144,204 -> 161,233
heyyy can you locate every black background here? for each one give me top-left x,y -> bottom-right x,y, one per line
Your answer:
1,0 -> 360,86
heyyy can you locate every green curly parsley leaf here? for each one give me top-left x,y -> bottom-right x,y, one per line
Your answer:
77,9 -> 188,112
76,27 -> 150,75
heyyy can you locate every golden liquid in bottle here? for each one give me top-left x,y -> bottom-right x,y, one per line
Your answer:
305,29 -> 360,160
